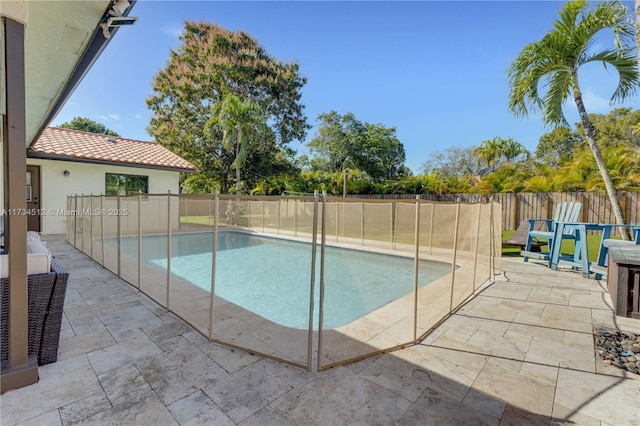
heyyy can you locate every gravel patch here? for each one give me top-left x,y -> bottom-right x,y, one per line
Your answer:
594,328 -> 640,375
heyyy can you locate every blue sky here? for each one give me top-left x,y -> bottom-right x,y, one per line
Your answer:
53,1 -> 639,173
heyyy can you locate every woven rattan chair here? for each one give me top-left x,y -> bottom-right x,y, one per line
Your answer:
0,258 -> 68,366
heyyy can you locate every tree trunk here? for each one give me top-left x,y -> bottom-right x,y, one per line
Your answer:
572,77 -> 630,240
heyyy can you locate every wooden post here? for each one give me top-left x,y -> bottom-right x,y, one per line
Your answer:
621,192 -> 629,223
511,194 -> 518,231
581,194 -> 589,223
2,17 -> 36,389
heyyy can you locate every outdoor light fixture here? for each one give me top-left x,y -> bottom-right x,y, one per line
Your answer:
109,0 -> 131,17
101,0 -> 137,39
63,170 -> 70,177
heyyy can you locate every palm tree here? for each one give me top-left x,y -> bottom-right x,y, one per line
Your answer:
499,137 -> 529,164
473,138 -> 501,174
208,94 -> 266,194
508,0 -> 639,237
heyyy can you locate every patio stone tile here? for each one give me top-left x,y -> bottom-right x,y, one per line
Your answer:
507,322 -> 565,343
63,299 -> 139,323
76,284 -> 127,306
98,364 -> 152,406
568,291 -> 598,308
197,342 -> 261,373
253,358 -> 315,388
167,390 -> 222,424
461,386 -> 506,420
467,328 -> 532,361
97,302 -> 164,336
238,406 -> 293,426
562,330 -> 595,350
14,410 -> 61,426
136,336 -> 228,406
360,358 -> 427,402
59,392 -> 112,425
551,403 -> 602,425
86,328 -> 163,375
462,297 -> 518,322
272,367 -> 382,425
398,387 -> 500,425
63,289 -> 87,309
518,362 -> 559,388
203,361 -> 294,423
471,358 -> 555,417
72,391 -> 178,426
388,346 -> 486,403
554,368 -> 640,425
141,314 -> 194,344
57,314 -> 116,359
346,388 -> 412,425
538,304 -> 593,333
524,336 -> 595,372
498,404 -> 553,425
481,282 -> 531,300
0,356 -> 102,425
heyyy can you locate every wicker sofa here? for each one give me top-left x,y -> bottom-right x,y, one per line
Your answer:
0,258 -> 68,366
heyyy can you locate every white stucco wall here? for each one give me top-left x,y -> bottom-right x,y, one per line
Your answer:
26,158 -> 182,234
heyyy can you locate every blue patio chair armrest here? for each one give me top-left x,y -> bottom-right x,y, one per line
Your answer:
527,230 -> 554,239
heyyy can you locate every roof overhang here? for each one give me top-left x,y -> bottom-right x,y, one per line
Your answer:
1,0 -> 137,147
27,152 -> 197,174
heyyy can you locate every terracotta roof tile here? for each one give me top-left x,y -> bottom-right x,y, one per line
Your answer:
28,127 -> 196,172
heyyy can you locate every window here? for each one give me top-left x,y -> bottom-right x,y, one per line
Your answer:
106,173 -> 148,196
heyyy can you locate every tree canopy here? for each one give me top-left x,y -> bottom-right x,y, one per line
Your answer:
306,111 -> 408,180
146,21 -> 309,193
58,117 -> 119,136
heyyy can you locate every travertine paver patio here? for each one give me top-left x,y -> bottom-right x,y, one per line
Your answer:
1,235 -> 639,425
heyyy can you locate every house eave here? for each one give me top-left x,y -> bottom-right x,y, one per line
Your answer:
27,152 -> 197,173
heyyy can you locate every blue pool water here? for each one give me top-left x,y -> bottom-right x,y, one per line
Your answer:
119,232 -> 452,329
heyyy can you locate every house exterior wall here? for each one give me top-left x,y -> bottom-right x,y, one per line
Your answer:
26,158 -> 182,234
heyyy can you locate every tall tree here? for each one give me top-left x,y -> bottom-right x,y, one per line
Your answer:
358,123 -> 408,180
206,95 -> 266,194
422,145 -> 482,179
307,111 -> 365,173
499,137 -> 529,164
58,117 -> 119,136
146,22 -> 308,192
306,111 -> 408,180
473,138 -> 502,174
508,0 -> 639,236
535,127 -> 583,168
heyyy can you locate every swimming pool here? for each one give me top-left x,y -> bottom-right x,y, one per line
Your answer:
119,232 -> 452,329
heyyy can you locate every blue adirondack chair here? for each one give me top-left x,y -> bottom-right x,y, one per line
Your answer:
522,202 -> 582,262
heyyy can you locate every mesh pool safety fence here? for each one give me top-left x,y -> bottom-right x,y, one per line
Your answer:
67,192 -> 501,371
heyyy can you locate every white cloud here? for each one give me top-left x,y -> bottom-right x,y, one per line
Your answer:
95,114 -> 121,122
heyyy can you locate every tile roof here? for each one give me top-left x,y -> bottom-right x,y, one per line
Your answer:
28,127 -> 196,172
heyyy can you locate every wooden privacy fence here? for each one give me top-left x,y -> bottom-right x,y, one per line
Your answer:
349,192 -> 640,231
